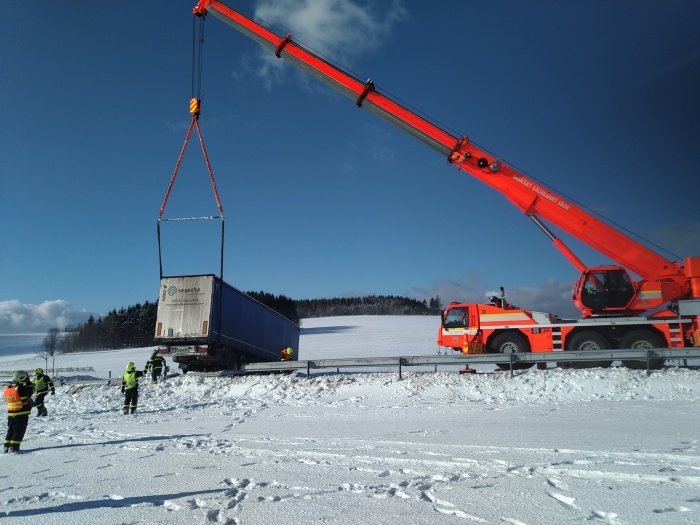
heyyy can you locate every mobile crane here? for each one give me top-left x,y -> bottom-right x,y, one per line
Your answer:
191,0 -> 700,368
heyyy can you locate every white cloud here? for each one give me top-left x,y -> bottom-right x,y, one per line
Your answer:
255,0 -> 407,62
236,0 -> 408,88
411,275 -> 579,319
505,279 -> 578,318
0,299 -> 92,334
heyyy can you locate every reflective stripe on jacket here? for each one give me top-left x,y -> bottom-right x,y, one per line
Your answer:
147,355 -> 165,370
3,384 -> 32,416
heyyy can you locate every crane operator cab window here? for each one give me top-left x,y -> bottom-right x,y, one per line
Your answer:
443,306 -> 468,328
581,269 -> 634,311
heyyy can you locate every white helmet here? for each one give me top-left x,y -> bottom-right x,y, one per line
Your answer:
12,370 -> 29,383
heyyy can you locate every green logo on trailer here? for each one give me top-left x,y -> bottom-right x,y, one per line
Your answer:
167,286 -> 177,296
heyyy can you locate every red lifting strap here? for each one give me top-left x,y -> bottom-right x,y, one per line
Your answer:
158,112 -> 224,219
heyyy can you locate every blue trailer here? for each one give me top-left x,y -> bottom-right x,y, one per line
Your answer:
154,274 -> 299,372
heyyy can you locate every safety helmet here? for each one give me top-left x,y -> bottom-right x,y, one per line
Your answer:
12,370 -> 29,383
285,347 -> 293,355
126,362 -> 136,371
35,368 -> 43,375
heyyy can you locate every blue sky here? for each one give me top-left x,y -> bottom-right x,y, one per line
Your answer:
2,0 -> 699,333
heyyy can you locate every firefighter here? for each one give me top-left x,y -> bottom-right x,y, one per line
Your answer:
3,370 -> 33,453
144,350 -> 166,383
279,346 -> 294,361
121,362 -> 145,415
32,368 -> 56,417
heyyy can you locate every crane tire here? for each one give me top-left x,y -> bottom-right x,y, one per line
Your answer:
620,330 -> 665,370
559,330 -> 612,369
490,332 -> 533,371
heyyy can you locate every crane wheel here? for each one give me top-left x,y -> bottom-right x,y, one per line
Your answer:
490,332 -> 534,371
558,331 -> 613,369
620,330 -> 665,370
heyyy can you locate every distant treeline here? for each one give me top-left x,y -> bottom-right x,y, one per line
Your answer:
59,293 -> 442,353
60,302 -> 158,353
294,295 -> 439,318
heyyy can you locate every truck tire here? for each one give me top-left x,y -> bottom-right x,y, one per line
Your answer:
560,331 -> 612,369
620,330 -> 665,370
490,332 -> 533,370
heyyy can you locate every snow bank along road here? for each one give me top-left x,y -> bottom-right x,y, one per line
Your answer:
1,367 -> 700,525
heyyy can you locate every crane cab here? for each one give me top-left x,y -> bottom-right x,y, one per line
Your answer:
574,267 -> 636,316
573,266 -> 687,317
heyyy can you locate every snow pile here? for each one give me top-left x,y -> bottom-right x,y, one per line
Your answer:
49,367 -> 700,415
1,316 -> 699,524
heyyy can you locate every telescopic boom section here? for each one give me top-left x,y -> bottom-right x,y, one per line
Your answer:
192,0 -> 689,294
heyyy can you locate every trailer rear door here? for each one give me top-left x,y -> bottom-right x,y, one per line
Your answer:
155,276 -> 214,340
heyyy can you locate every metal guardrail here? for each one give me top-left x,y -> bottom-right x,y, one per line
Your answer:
0,367 -> 94,376
6,350 -> 695,382
238,348 -> 700,379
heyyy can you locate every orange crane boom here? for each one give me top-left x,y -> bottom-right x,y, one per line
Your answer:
191,0 -> 698,319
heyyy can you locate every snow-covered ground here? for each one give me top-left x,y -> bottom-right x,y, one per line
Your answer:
1,316 -> 699,524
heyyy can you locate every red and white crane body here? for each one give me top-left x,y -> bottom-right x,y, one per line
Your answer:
191,0 -> 700,362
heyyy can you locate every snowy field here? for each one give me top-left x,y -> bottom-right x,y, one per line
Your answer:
1,315 -> 700,524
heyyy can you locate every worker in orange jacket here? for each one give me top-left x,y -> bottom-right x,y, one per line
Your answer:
279,347 -> 294,361
4,371 -> 34,453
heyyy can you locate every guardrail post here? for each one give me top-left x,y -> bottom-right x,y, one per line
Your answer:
399,358 -> 402,380
307,361 -> 311,378
509,354 -> 514,379
108,370 -> 112,385
646,349 -> 651,376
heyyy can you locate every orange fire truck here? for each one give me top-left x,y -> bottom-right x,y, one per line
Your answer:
191,1 -> 700,369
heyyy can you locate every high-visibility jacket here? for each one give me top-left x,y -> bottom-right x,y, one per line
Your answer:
3,383 -> 33,416
122,370 -> 145,391
33,373 -> 55,395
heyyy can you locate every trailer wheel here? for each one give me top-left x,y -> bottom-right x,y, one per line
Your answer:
490,332 -> 533,370
620,330 -> 665,370
559,331 -> 612,369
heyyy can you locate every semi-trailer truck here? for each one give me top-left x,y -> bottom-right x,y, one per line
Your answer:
154,274 -> 300,372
